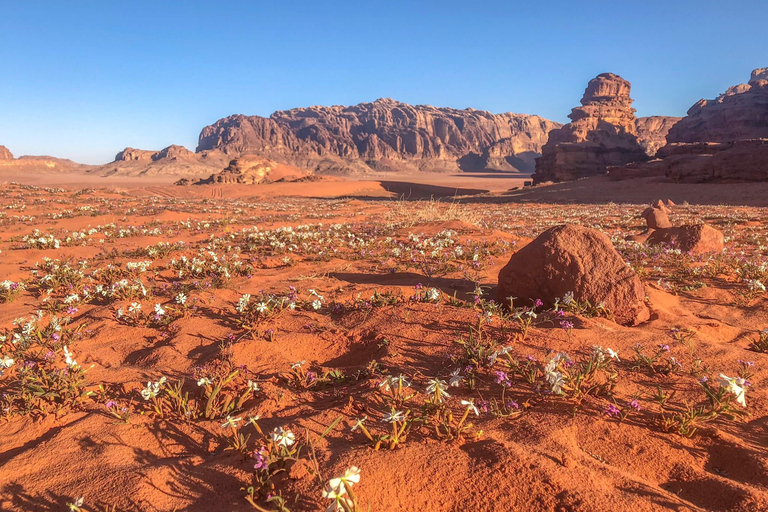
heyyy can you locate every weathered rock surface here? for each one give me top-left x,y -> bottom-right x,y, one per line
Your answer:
202,155 -> 308,185
635,116 -> 682,156
497,224 -> 650,326
609,67 -> 768,182
532,73 -> 649,183
660,139 -> 768,182
666,69 -> 768,145
642,206 -> 672,229
90,145 -> 230,177
647,224 -> 724,253
0,152 -> 92,173
197,98 -> 561,175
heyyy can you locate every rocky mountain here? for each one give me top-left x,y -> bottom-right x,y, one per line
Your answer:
666,67 -> 768,145
196,98 -> 562,175
0,145 -> 93,173
532,73 -> 649,183
612,67 -> 768,182
635,116 -> 682,156
88,145 -> 230,177
195,155 -> 310,185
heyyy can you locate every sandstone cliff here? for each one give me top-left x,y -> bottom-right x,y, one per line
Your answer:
666,69 -> 768,145
532,73 -> 649,183
202,155 -> 309,185
89,145 -> 230,177
635,116 -> 682,156
0,146 -> 92,174
196,98 -> 561,175
612,67 -> 768,182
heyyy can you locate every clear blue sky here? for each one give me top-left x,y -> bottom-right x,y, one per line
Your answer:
1,1 -> 766,164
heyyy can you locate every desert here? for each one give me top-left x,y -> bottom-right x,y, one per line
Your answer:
2,3 -> 768,512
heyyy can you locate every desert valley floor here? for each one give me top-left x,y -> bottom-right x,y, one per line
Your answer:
0,175 -> 767,512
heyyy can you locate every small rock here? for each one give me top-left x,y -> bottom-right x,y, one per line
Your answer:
497,224 -> 649,326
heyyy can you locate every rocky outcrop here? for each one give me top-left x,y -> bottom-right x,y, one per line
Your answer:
647,224 -> 724,253
642,206 -> 672,229
666,69 -> 768,145
115,147 -> 155,162
0,152 -> 92,173
196,98 -> 561,175
660,68 -> 768,182
532,73 -> 649,183
629,201 -> 724,253
659,139 -> 768,182
204,155 -> 308,184
497,224 -> 650,326
114,145 -> 197,163
611,68 -> 768,182
635,116 -> 682,156
90,145 -> 230,177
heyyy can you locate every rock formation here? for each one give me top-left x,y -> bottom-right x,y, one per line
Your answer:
642,205 -> 672,229
614,68 -> 768,182
659,68 -> 768,182
202,155 -> 308,184
497,224 -> 650,326
630,201 -> 724,253
90,145 -> 230,177
666,69 -> 768,145
532,73 -> 649,183
196,98 -> 561,175
635,116 -> 682,156
647,224 -> 724,254
0,147 -> 92,173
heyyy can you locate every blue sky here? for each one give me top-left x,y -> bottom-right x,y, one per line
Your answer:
1,1 -> 766,164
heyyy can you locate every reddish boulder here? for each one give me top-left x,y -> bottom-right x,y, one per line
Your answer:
642,207 -> 672,229
532,73 -> 649,183
497,224 -> 650,326
647,224 -> 724,253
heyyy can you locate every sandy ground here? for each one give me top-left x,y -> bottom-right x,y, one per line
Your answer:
0,173 -> 767,512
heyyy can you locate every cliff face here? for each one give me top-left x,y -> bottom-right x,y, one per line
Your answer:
196,98 -> 562,175
532,73 -> 649,183
0,145 -> 92,173
90,145 -> 230,177
615,67 -> 768,183
666,69 -> 768,144
635,116 -> 682,156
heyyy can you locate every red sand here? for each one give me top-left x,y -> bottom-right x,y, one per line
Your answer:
0,174 -> 766,512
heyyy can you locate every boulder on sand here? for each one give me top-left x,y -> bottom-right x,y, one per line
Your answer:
647,224 -> 724,254
497,224 -> 650,326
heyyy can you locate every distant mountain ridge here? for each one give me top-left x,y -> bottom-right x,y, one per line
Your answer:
2,98 -> 683,179
196,98 -> 563,174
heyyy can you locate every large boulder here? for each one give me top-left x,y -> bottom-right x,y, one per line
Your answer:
642,206 -> 672,229
532,73 -> 650,183
647,224 -> 724,253
497,224 -> 650,326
